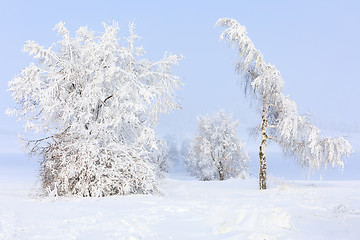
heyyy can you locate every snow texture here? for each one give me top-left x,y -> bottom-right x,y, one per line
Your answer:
7,21 -> 182,197
0,160 -> 359,240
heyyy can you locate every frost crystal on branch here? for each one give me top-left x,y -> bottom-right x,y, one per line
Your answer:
8,21 -> 182,197
185,111 -> 250,181
217,18 -> 353,189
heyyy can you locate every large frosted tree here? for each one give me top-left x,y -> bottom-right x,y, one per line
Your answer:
217,18 -> 353,189
185,111 -> 249,181
7,22 -> 182,196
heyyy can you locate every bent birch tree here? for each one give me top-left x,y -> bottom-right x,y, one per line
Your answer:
217,18 -> 353,189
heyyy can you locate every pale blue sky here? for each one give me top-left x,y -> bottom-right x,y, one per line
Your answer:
0,0 -> 359,179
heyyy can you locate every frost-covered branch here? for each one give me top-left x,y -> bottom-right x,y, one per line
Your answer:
185,111 -> 250,181
217,18 -> 353,189
8,21 -> 182,197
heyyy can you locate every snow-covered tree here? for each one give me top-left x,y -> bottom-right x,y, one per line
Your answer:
164,135 -> 180,165
217,18 -> 353,189
185,111 -> 250,181
7,21 -> 182,197
180,139 -> 191,159
148,138 -> 175,178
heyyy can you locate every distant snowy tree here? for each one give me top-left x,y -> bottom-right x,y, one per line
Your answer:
148,138 -> 173,178
217,18 -> 353,189
7,21 -> 182,196
180,139 -> 191,159
149,136 -> 179,178
185,111 -> 249,181
164,135 -> 179,165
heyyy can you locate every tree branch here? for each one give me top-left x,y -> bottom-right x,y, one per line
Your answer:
266,134 -> 279,143
103,95 -> 113,103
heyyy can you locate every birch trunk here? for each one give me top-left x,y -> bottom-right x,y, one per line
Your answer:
218,161 -> 224,181
259,102 -> 268,190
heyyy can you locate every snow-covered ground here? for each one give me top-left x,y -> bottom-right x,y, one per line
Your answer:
1,155 -> 359,240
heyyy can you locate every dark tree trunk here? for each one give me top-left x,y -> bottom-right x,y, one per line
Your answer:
259,102 -> 268,190
218,161 -> 224,181
259,137 -> 267,190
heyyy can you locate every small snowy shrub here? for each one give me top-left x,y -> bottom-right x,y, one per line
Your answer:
8,22 -> 182,197
164,135 -> 180,169
148,138 -> 173,178
149,136 -> 179,178
185,111 -> 250,181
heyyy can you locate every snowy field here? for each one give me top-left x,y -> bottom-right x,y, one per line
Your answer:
1,1 -> 360,239
1,154 -> 360,240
